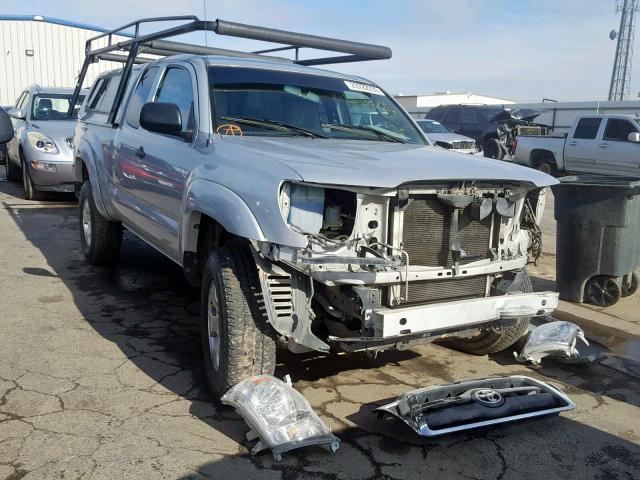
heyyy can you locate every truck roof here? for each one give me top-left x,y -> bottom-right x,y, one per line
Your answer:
27,85 -> 85,95
204,55 -> 373,83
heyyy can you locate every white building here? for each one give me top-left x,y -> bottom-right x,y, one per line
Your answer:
0,15 -> 128,106
395,92 -> 515,109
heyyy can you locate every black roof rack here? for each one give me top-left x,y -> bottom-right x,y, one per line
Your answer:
69,15 -> 392,124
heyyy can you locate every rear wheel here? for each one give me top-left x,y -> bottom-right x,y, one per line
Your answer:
200,246 -> 276,400
21,158 -> 45,201
537,160 -> 558,176
444,271 -> 533,355
78,180 -> 122,265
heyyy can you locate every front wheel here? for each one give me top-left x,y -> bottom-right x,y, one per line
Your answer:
483,138 -> 504,160
444,271 -> 533,355
22,159 -> 45,201
200,246 -> 276,400
78,181 -> 122,265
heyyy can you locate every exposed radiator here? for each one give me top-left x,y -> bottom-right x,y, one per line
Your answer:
401,196 -> 492,267
400,276 -> 488,305
392,196 -> 493,306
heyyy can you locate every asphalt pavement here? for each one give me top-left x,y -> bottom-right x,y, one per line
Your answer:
0,173 -> 639,480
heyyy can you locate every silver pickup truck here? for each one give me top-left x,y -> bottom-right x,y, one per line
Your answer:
72,17 -> 558,398
515,114 -> 640,175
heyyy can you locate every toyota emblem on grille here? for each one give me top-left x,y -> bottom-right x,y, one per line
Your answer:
471,388 -> 505,407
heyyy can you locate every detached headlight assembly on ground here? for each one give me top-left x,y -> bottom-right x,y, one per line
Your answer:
27,131 -> 58,154
222,375 -> 340,460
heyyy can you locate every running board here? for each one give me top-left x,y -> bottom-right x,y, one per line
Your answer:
374,376 -> 574,437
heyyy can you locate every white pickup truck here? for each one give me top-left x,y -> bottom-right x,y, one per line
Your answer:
515,114 -> 640,175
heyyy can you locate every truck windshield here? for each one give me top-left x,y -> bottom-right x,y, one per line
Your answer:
31,93 -> 85,121
208,66 -> 424,144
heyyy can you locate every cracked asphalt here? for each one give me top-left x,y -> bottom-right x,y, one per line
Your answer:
0,175 -> 639,479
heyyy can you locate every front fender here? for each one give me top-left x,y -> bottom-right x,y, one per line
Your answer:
181,179 -> 267,254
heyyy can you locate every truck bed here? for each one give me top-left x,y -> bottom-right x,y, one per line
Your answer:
515,135 -> 566,168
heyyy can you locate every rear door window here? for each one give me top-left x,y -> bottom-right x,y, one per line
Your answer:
460,109 -> 479,125
15,91 -> 28,109
428,109 -> 444,121
444,108 -> 461,124
573,118 -> 602,139
603,118 -> 638,141
125,67 -> 159,128
87,78 -> 109,110
87,75 -> 122,113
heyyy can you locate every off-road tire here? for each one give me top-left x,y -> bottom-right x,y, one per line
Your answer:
445,270 -> 533,355
6,156 -> 20,182
78,180 -> 122,265
21,158 -> 45,201
200,246 -> 276,400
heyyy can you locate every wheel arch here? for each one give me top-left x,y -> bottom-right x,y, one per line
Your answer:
529,149 -> 557,167
73,139 -> 111,219
181,179 -> 266,283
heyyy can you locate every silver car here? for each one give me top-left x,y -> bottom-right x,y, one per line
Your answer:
6,86 -> 86,200
417,119 -> 483,155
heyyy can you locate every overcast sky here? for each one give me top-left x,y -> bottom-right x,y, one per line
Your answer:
3,0 -> 634,102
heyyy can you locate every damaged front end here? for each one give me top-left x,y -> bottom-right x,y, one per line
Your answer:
253,180 -> 557,354
374,376 -> 575,436
488,109 -> 550,159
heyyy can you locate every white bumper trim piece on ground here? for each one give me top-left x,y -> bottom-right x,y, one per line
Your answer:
371,292 -> 559,337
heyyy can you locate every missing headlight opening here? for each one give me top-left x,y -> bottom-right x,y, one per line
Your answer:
281,183 -> 357,239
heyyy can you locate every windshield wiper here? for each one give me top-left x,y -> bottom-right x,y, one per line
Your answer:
221,116 -> 328,138
321,123 -> 406,143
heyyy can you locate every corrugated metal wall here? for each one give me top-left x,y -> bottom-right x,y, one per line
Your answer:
0,19 -> 127,105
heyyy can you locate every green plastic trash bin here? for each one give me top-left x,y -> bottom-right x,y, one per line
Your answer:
551,175 -> 640,306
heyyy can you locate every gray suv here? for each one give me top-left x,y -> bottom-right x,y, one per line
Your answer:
73,18 -> 558,399
6,86 -> 85,199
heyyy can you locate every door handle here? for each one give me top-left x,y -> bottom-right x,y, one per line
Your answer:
135,146 -> 145,158
598,143 -> 609,148
80,126 -> 88,132
567,141 -> 578,146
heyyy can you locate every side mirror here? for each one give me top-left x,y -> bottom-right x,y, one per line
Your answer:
0,109 -> 14,143
140,102 -> 183,137
7,107 -> 25,120
628,132 -> 640,143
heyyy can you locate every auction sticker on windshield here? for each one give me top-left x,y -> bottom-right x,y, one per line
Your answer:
344,80 -> 384,96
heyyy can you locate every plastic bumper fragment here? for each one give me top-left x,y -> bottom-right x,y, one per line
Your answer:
222,375 -> 340,461
515,321 -> 589,365
374,375 -> 574,437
